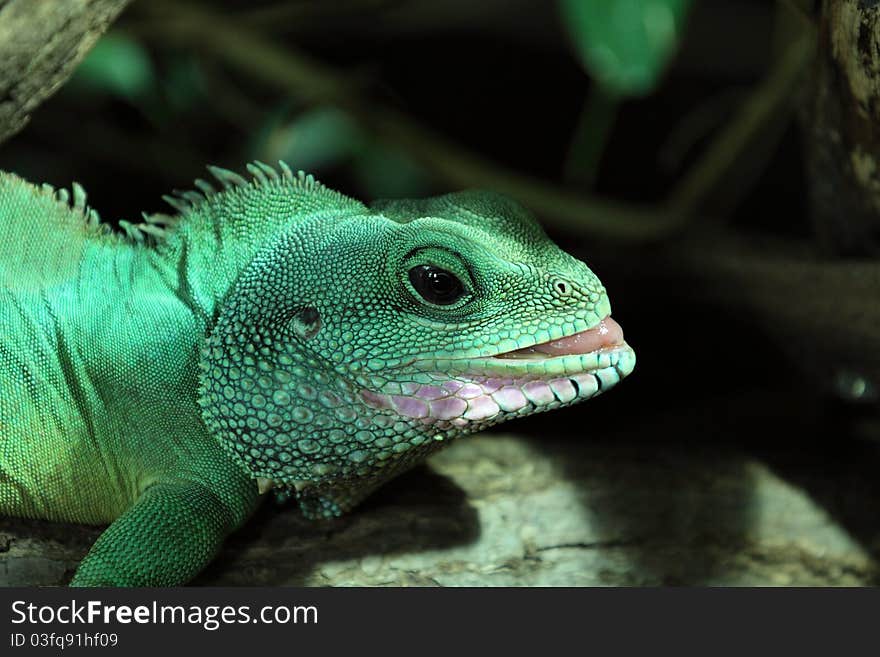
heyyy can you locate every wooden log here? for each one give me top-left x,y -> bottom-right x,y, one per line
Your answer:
1,432 -> 876,586
804,0 -> 880,254
0,0 -> 132,145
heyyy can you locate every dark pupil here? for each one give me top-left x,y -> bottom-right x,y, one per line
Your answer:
408,265 -> 464,305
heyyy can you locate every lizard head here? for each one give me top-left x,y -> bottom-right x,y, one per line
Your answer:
199,186 -> 634,517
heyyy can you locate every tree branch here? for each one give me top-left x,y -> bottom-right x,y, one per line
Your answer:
135,0 -> 812,241
0,0 -> 133,145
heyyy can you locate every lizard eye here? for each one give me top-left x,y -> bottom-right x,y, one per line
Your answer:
408,265 -> 465,306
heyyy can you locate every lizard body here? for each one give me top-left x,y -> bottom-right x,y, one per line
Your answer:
0,162 -> 634,585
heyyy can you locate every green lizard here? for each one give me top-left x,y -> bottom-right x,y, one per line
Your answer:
0,162 -> 635,586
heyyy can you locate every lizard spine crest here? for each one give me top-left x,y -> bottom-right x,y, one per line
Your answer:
128,160 -> 341,246
32,179 -> 115,240
2,160 -> 341,250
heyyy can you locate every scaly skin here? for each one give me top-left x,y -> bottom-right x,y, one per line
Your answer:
0,162 -> 635,585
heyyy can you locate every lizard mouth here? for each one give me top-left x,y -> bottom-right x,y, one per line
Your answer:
425,315 -> 634,378
491,316 -> 626,360
364,315 -> 634,429
402,316 -> 634,379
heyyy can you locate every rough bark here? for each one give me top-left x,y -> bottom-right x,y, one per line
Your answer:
2,431 -> 877,587
804,0 -> 880,254
0,0 -> 132,145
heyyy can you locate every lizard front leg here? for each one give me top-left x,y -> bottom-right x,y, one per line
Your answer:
70,476 -> 259,586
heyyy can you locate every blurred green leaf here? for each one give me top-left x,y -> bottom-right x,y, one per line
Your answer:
163,56 -> 209,113
71,33 -> 154,101
259,106 -> 366,171
352,146 -> 433,199
560,0 -> 694,96
247,102 -> 433,197
254,105 -> 432,197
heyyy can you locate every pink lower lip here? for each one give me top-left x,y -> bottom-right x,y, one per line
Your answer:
501,316 -> 625,358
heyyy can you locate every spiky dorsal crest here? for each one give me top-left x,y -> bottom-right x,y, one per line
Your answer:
4,160 -> 343,250
2,162 -> 355,288
20,178 -> 115,240
121,160 -> 348,246
0,172 -> 123,287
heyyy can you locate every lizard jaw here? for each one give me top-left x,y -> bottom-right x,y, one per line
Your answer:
253,319 -> 634,496
363,315 -> 635,424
